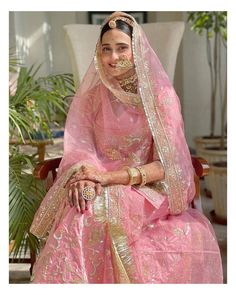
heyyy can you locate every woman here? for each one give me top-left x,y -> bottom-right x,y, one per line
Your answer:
30,11 -> 223,283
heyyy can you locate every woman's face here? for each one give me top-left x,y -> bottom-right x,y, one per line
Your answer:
100,28 -> 134,79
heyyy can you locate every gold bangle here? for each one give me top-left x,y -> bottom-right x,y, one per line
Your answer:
127,167 -> 140,185
136,166 -> 147,187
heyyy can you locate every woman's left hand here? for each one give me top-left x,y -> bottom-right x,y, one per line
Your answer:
65,165 -> 111,187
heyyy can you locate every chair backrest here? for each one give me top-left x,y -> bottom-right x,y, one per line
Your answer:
63,22 -> 185,88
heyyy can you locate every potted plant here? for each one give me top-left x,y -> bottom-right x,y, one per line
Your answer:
187,12 -> 227,223
187,12 -> 227,150
9,51 -> 75,267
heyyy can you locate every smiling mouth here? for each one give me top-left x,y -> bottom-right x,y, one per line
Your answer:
109,64 -> 118,68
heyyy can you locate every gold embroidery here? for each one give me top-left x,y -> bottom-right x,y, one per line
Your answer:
93,192 -> 107,223
32,249 -> 87,283
147,181 -> 166,194
30,162 -> 95,239
133,24 -> 187,214
101,132 -> 149,165
109,227 -> 131,283
119,72 -> 138,94
124,134 -> 142,147
104,148 -> 122,160
173,223 -> 190,236
88,228 -> 105,247
107,186 -> 139,283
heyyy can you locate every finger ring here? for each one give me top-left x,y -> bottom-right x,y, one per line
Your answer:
82,186 -> 96,201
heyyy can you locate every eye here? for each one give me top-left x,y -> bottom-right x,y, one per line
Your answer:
102,47 -> 111,53
118,45 -> 129,52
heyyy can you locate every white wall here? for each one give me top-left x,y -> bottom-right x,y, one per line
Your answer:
13,12 -> 52,76
46,12 -> 78,74
10,11 -> 79,76
9,11 -> 227,149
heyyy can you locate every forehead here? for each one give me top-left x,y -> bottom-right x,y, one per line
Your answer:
101,28 -> 131,45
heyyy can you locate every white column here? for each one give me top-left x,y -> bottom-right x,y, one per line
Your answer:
13,11 -> 52,76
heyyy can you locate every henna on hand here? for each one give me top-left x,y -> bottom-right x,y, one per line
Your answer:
67,180 -> 100,214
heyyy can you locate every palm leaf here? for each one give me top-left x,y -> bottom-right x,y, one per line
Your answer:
9,60 -> 75,257
9,153 -> 46,257
9,108 -> 34,142
9,49 -> 22,73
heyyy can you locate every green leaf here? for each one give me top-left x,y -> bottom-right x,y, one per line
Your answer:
9,153 -> 46,257
9,54 -> 75,257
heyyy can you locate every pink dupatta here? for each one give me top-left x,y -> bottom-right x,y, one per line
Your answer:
30,11 -> 195,239
30,12 -> 223,284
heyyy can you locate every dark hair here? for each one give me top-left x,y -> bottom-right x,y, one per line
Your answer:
100,19 -> 133,41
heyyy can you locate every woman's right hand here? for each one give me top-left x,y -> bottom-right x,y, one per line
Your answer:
67,180 -> 102,213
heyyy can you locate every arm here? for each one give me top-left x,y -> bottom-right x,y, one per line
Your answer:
65,161 -> 164,213
106,161 -> 164,186
66,161 -> 165,187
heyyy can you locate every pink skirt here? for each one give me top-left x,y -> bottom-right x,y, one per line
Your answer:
32,185 -> 223,283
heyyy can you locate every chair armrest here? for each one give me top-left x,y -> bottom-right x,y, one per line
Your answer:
191,156 -> 209,209
191,156 -> 210,177
33,157 -> 62,180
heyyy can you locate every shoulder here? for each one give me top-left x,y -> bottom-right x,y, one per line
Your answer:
85,83 -> 103,101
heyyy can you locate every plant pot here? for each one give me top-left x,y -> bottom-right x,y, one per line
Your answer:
195,136 -> 227,155
209,162 -> 227,225
30,128 -> 64,140
198,146 -> 227,164
30,131 -> 50,140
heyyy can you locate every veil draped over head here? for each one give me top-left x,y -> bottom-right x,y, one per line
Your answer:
94,11 -> 195,214
61,11 -> 195,214
30,11 -> 195,238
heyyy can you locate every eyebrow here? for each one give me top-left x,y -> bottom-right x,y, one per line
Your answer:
101,42 -> 129,46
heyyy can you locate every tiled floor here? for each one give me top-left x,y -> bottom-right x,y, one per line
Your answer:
9,139 -> 227,283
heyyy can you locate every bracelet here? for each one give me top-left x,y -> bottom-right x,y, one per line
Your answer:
127,167 -> 140,185
136,166 -> 147,187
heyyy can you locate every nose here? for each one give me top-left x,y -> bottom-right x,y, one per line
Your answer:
110,50 -> 119,61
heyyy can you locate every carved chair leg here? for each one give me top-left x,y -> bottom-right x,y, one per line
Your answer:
30,250 -> 36,275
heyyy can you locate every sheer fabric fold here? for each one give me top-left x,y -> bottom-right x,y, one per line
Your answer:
30,12 -> 223,283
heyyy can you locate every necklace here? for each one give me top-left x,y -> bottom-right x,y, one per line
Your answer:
119,72 -> 138,94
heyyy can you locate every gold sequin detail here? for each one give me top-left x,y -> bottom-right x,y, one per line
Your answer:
104,148 -> 122,160
119,72 -> 138,94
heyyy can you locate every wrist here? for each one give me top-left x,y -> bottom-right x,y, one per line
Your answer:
127,167 -> 141,185
103,172 -> 113,186
103,170 -> 130,186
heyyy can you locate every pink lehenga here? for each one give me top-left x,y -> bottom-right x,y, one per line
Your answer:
30,12 -> 223,283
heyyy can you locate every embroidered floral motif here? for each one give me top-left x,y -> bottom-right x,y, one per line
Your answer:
97,129 -> 152,167
104,148 -> 122,160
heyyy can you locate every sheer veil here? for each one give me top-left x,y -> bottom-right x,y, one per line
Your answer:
61,11 -> 195,214
30,11 -> 195,238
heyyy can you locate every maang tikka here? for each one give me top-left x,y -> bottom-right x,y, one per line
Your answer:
108,16 -> 134,29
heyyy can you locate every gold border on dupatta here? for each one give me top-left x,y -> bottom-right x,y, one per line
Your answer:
105,186 -> 139,283
30,163 -> 89,239
132,24 -> 186,215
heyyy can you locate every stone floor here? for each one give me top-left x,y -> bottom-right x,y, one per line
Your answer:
9,138 -> 227,283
